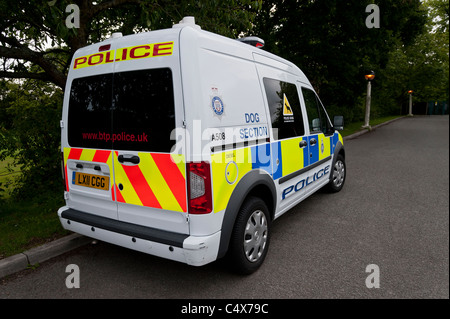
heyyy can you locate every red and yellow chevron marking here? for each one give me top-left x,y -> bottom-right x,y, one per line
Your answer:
114,152 -> 187,213
63,148 -> 187,212
63,147 -> 115,200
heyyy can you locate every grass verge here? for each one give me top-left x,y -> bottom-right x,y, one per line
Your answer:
340,115 -> 403,137
0,194 -> 69,259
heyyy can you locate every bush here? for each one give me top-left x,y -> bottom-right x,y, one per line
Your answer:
0,80 -> 63,200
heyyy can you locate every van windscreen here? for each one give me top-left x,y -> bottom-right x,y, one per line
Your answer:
68,68 -> 176,152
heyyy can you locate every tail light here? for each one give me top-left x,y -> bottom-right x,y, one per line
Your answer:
187,161 -> 212,214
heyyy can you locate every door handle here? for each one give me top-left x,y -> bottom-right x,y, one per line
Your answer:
118,155 -> 140,164
310,138 -> 317,146
299,140 -> 307,148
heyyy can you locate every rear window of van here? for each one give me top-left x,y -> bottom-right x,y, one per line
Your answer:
68,68 -> 176,153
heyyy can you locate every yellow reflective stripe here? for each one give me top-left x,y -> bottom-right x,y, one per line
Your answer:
106,152 -> 114,189
171,154 -> 186,180
78,149 -> 96,162
139,153 -> 182,212
280,137 -> 304,177
211,148 -> 252,213
63,147 -> 70,164
318,133 -> 331,161
114,156 -> 142,206
338,132 -> 344,145
63,148 -> 71,190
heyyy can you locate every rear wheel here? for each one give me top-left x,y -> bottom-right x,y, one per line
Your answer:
228,196 -> 271,275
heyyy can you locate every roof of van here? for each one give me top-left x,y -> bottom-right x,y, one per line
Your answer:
175,16 -> 310,83
70,17 -> 311,86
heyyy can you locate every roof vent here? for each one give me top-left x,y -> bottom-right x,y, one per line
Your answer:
172,16 -> 201,30
237,36 -> 265,48
111,32 -> 123,39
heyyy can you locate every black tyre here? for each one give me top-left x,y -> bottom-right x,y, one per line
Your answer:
228,196 -> 271,275
327,154 -> 346,193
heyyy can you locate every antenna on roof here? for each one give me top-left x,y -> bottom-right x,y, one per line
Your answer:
172,16 -> 201,30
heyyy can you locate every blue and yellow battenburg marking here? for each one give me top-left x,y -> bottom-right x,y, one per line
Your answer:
210,132 -> 343,212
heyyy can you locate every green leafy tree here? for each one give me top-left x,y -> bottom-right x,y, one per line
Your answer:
0,0 -> 261,88
0,80 -> 63,199
252,0 -> 428,122
0,0 -> 261,199
426,0 -> 449,34
372,0 -> 449,116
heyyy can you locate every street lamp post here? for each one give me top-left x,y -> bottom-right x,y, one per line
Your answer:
408,90 -> 414,116
363,71 -> 375,129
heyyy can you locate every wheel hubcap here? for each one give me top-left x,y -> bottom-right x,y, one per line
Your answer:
244,210 -> 268,263
333,160 -> 345,188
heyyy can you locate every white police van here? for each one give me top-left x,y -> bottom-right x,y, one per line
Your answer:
58,17 -> 346,274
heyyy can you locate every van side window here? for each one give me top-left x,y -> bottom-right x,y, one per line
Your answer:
263,78 -> 305,140
302,87 -> 332,135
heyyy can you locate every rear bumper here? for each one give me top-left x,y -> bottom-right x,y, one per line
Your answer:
57,207 -> 220,266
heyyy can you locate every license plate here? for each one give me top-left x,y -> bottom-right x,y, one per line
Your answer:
73,172 -> 109,191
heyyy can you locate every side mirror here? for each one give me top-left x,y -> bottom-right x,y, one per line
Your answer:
333,116 -> 344,131
311,118 -> 321,131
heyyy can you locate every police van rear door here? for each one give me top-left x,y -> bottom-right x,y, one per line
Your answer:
111,32 -> 189,235
64,30 -> 188,235
64,42 -> 118,221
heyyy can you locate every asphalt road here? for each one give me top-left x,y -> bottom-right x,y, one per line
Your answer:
1,116 -> 448,300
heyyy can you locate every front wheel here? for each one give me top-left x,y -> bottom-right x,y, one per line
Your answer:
327,154 -> 346,193
228,197 -> 271,275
